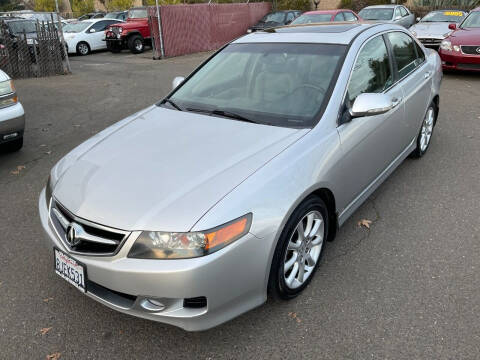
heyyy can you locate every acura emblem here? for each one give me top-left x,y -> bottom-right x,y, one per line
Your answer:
66,223 -> 81,246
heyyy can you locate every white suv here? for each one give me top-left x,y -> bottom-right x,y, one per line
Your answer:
0,69 -> 24,151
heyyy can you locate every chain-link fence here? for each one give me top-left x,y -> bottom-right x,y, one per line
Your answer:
0,17 -> 69,79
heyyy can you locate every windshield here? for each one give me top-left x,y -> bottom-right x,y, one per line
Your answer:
261,12 -> 286,23
7,21 -> 37,34
291,14 -> 332,24
165,43 -> 346,128
461,11 -> 480,28
358,8 -> 393,20
128,9 -> 147,19
63,22 -> 91,33
421,10 -> 466,23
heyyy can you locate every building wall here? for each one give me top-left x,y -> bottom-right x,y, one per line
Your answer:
315,0 -> 342,10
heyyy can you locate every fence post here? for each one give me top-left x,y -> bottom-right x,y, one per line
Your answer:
155,0 -> 165,59
53,5 -> 71,73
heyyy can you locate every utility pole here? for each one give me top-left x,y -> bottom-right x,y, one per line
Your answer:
54,0 -> 71,73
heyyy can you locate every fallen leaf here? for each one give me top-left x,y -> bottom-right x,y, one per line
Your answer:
43,297 -> 54,303
46,353 -> 61,360
40,327 -> 52,335
288,312 -> 301,323
11,165 -> 26,175
357,219 -> 372,229
45,151 -> 52,155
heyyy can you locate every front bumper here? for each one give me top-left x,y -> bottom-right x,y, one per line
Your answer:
39,189 -> 268,331
0,102 -> 25,144
439,49 -> 480,71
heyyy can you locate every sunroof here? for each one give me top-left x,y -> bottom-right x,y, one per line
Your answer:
268,24 -> 361,34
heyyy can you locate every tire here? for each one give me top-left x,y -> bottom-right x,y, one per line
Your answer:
2,137 -> 23,152
128,34 -> 144,54
107,41 -> 121,53
410,102 -> 437,158
268,196 -> 329,300
76,42 -> 90,56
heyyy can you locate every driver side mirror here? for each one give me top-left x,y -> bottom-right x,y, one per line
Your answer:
448,23 -> 457,30
89,28 -> 96,33
172,76 -> 185,90
416,17 -> 421,22
349,93 -> 397,118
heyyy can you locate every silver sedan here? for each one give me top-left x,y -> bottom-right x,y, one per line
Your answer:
39,22 -> 442,331
0,69 -> 24,151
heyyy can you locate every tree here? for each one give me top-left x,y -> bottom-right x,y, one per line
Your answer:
143,0 -> 181,5
34,0 -> 56,11
105,0 -> 133,11
72,0 -> 95,14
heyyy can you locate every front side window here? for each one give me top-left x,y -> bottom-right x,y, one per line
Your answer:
344,12 -> 357,21
7,21 -> 37,34
286,12 -> 295,22
334,13 -> 344,21
358,8 -> 394,21
387,32 -> 420,79
400,7 -> 408,17
166,43 -> 346,128
394,7 -> 402,19
348,36 -> 393,105
261,12 -> 286,23
461,11 -> 480,28
91,20 -> 109,32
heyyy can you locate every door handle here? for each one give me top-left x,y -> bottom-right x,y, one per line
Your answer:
391,97 -> 402,108
424,71 -> 431,79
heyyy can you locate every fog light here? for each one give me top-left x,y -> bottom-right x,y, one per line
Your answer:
140,298 -> 166,312
3,132 -> 18,140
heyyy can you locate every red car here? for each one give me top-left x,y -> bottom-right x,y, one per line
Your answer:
105,7 -> 151,54
438,7 -> 480,71
290,9 -> 361,25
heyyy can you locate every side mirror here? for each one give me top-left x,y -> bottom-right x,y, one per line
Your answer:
448,23 -> 457,30
89,28 -> 96,33
416,17 -> 421,22
350,93 -> 397,118
172,76 -> 185,90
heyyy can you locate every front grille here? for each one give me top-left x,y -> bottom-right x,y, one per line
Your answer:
457,63 -> 480,70
461,45 -> 480,55
111,27 -> 121,36
419,38 -> 442,46
49,199 -> 130,256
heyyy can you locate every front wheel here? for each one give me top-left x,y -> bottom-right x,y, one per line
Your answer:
128,35 -> 144,54
411,103 -> 437,158
269,196 -> 328,299
76,42 -> 90,56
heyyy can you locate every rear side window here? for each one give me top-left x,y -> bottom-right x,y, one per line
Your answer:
344,12 -> 357,21
400,7 -> 408,17
334,13 -> 345,21
387,32 -> 420,78
348,35 -> 393,104
394,7 -> 402,19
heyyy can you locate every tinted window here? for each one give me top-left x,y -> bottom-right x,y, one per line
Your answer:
344,12 -> 357,21
348,36 -> 393,104
167,43 -> 346,128
334,13 -> 344,21
91,20 -> 110,32
387,32 -> 420,78
414,41 -> 425,63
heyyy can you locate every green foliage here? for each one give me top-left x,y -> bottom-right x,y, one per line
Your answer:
277,0 -> 310,11
0,0 -> 16,11
105,0 -> 133,11
412,0 -> 480,9
34,0 -> 56,11
143,0 -> 181,5
72,0 -> 95,14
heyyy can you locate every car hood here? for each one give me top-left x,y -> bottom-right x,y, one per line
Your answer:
53,106 -> 306,232
410,22 -> 452,37
117,19 -> 147,28
448,27 -> 480,44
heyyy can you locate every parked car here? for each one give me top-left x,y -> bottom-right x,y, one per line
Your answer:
40,22 -> 442,331
63,19 -> 124,56
359,5 -> 415,28
290,9 -> 361,25
439,7 -> 480,71
409,10 -> 468,49
247,10 -> 302,32
0,18 -> 39,60
0,69 -> 24,151
77,12 -> 105,21
105,11 -> 128,21
105,7 -> 151,54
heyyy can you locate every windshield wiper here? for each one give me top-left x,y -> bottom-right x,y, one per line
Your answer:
162,98 -> 183,111
186,107 -> 258,124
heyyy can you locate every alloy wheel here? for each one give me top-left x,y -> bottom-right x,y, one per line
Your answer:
420,107 -> 434,152
135,40 -> 143,52
283,211 -> 324,289
78,43 -> 89,55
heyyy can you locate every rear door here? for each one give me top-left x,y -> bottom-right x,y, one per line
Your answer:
336,34 -> 405,206
386,31 -> 431,141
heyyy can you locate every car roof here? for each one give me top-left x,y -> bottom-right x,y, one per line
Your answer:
363,5 -> 399,8
302,10 -> 342,15
471,6 -> 480,11
235,22 -> 381,45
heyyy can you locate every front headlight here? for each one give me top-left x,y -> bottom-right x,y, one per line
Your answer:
440,40 -> 452,51
45,175 -> 53,208
119,27 -> 123,33
0,80 -> 17,107
128,213 -> 252,259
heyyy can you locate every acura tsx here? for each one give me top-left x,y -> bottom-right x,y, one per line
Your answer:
39,22 -> 442,331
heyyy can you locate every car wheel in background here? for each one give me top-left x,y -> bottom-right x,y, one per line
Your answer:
269,195 -> 329,299
411,102 -> 437,158
76,42 -> 90,56
128,35 -> 144,54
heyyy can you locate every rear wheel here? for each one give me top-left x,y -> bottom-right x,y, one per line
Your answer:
269,196 -> 328,299
411,103 -> 437,158
76,42 -> 90,56
128,34 -> 144,54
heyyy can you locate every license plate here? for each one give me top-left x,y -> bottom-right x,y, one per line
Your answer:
54,248 -> 86,293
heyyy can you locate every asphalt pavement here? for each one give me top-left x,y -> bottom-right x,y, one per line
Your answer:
0,50 -> 479,360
